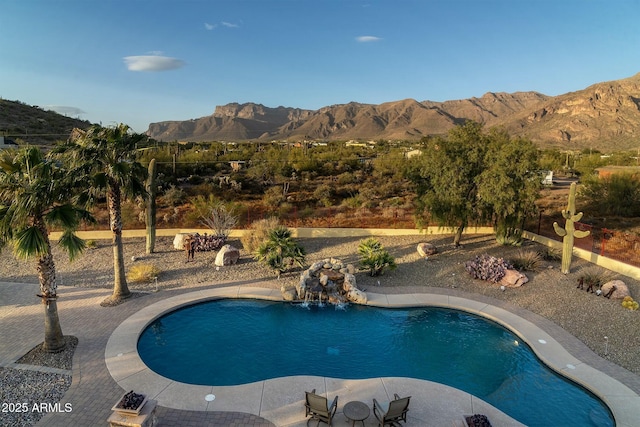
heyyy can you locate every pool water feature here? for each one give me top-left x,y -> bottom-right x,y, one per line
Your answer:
137,299 -> 613,427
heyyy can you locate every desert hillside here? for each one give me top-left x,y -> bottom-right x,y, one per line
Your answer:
147,72 -> 640,150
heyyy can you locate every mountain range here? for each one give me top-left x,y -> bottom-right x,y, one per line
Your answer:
147,73 -> 640,150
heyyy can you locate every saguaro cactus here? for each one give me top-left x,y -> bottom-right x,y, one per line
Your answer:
553,182 -> 590,274
145,158 -> 157,254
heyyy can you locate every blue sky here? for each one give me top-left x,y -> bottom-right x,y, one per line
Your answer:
2,0 -> 639,133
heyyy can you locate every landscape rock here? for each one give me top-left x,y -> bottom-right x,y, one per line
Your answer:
297,258 -> 367,304
499,269 -> 529,288
173,233 -> 191,250
601,280 -> 630,299
215,244 -> 240,267
417,242 -> 438,258
280,286 -> 297,301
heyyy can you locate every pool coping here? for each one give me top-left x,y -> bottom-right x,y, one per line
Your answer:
105,286 -> 639,427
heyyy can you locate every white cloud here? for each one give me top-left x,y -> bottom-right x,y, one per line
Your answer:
356,36 -> 382,42
123,55 -> 185,72
205,22 -> 216,30
45,106 -> 86,117
221,21 -> 239,28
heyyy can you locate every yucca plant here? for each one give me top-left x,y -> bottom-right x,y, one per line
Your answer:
358,238 -> 397,276
254,226 -> 305,278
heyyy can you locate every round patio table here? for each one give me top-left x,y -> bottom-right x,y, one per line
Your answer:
343,401 -> 369,426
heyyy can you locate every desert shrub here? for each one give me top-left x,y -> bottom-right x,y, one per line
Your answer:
187,174 -> 204,185
356,186 -> 379,209
297,205 -> 315,219
241,217 -> 280,253
579,268 -> 614,289
278,202 -> 294,217
262,185 -> 285,207
254,226 -> 306,278
191,195 -> 238,239
358,238 -> 397,276
85,239 -> 98,249
509,249 -> 542,272
127,264 -> 160,283
162,184 -> 186,207
495,223 -> 524,246
465,254 -> 513,283
342,194 -> 363,209
313,184 -> 334,207
540,246 -> 561,261
337,172 -> 357,185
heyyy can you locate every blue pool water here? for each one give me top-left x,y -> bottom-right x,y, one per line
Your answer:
137,300 -> 613,427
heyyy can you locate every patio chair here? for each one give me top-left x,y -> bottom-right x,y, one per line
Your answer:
304,389 -> 338,426
373,393 -> 411,426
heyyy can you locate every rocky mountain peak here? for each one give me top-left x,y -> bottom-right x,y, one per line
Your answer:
147,73 -> 640,150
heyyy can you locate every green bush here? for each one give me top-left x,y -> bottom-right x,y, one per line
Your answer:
357,238 -> 397,276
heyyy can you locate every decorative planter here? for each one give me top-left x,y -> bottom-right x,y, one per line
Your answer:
464,414 -> 492,427
112,391 -> 148,416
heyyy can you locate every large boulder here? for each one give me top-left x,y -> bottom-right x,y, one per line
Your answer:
215,244 -> 240,267
499,269 -> 529,288
417,242 -> 438,258
173,233 -> 192,250
342,273 -> 367,304
280,285 -> 297,301
601,280 -> 630,299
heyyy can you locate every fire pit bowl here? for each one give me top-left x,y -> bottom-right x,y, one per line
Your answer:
112,391 -> 148,416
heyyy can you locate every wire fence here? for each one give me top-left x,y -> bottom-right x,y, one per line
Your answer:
525,215 -> 640,268
242,207 -> 640,268
242,205 -> 417,230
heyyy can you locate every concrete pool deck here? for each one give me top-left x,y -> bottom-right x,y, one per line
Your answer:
2,280 -> 639,426
104,285 -> 640,427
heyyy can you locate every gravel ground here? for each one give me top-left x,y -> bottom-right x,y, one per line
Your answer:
1,233 -> 639,426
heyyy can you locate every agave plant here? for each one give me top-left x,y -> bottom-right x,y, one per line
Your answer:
358,237 -> 397,276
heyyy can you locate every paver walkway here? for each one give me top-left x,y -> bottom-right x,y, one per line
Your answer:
0,282 -> 274,427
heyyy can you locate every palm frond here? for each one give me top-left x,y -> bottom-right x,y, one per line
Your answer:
45,204 -> 81,229
13,226 -> 49,260
57,231 -> 86,261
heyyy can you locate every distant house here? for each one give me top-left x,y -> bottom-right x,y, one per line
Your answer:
0,136 -> 18,149
594,166 -> 640,179
405,149 -> 423,159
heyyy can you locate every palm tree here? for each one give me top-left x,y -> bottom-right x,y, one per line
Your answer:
254,226 -> 306,278
55,124 -> 147,301
0,147 -> 92,352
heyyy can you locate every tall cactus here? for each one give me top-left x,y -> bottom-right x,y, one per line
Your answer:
553,182 -> 590,274
145,158 -> 157,254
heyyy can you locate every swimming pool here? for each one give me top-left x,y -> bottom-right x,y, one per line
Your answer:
137,299 -> 613,427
